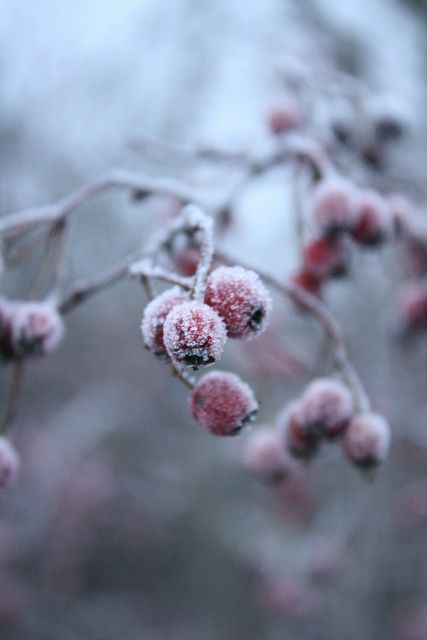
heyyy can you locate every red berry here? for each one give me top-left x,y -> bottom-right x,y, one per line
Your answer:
205,266 -> 271,340
290,270 -> 322,299
0,437 -> 20,490
397,283 -> 427,328
163,301 -> 227,368
279,401 -> 320,460
302,237 -> 348,279
300,378 -> 353,440
351,190 -> 392,246
342,412 -> 391,469
267,100 -> 301,136
141,287 -> 189,357
244,427 -> 294,483
312,177 -> 357,236
189,371 -> 258,436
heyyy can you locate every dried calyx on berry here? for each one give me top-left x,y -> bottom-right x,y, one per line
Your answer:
189,371 -> 258,436
141,287 -> 189,357
205,266 -> 272,340
163,300 -> 227,369
342,412 -> 391,469
0,299 -> 64,360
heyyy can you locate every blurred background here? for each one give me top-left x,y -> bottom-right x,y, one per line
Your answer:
1,0 -> 427,638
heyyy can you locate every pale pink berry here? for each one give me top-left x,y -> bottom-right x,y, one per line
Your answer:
244,427 -> 292,483
351,190 -> 393,246
0,437 -> 20,489
279,401 -> 320,460
141,287 -> 189,357
342,412 -> 391,469
312,177 -> 357,236
397,283 -> 427,328
205,266 -> 271,340
300,378 -> 353,439
302,237 -> 348,279
6,301 -> 64,358
189,371 -> 258,436
163,300 -> 227,368
267,100 -> 301,135
259,576 -> 320,621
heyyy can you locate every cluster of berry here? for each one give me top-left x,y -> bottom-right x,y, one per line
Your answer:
141,265 -> 271,436
244,377 -> 391,483
292,176 -> 397,299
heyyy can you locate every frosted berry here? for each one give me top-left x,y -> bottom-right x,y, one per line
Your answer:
163,300 -> 227,368
342,412 -> 391,469
290,270 -> 322,303
351,190 -> 392,246
244,427 -> 293,483
397,283 -> 427,328
189,371 -> 258,436
0,437 -> 20,489
300,378 -> 353,440
267,100 -> 301,136
312,177 -> 357,236
302,237 -> 348,279
5,301 -> 64,359
279,402 -> 320,461
205,266 -> 271,339
141,287 -> 189,357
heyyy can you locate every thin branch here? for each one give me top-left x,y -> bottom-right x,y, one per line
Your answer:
0,170 -> 200,238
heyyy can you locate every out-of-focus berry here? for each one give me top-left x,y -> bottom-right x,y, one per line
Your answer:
300,377 -> 353,440
342,412 -> 391,469
189,371 -> 258,436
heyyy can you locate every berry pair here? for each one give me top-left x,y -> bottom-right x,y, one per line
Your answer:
141,265 -> 272,368
280,377 -> 390,470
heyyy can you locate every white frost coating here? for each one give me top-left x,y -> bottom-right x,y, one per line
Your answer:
301,378 -> 353,435
8,301 -> 65,357
205,266 -> 272,340
343,412 -> 391,465
163,300 -> 226,368
312,177 -> 358,233
180,205 -> 214,303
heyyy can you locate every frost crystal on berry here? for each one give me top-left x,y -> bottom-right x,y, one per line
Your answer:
351,190 -> 392,246
301,378 -> 353,439
163,300 -> 227,368
205,266 -> 272,340
189,371 -> 258,436
141,287 -> 189,357
342,412 -> 391,469
0,437 -> 20,490
312,177 -> 357,236
5,301 -> 64,359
